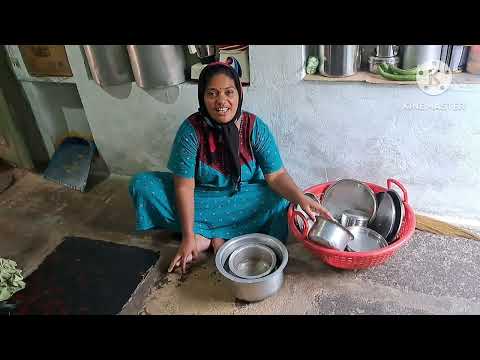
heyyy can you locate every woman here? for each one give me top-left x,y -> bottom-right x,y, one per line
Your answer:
129,60 -> 331,273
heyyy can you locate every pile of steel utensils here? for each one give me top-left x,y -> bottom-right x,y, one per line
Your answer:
294,179 -> 404,252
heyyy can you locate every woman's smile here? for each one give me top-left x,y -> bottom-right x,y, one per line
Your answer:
214,105 -> 231,117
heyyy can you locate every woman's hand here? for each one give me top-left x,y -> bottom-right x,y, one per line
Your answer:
168,235 -> 198,274
297,195 -> 334,222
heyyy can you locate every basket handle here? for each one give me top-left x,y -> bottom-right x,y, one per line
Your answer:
293,210 -> 309,239
387,178 -> 409,204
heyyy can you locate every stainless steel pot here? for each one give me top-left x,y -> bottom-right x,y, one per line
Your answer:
309,217 -> 354,250
440,45 -> 469,73
294,211 -> 354,251
188,45 -> 216,64
127,45 -> 186,88
228,243 -> 276,279
340,209 -> 370,228
401,45 -> 442,69
215,233 -> 288,302
318,45 -> 360,77
194,45 -> 215,58
376,45 -> 399,58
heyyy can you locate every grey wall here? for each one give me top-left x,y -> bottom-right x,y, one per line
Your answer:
21,82 -> 92,152
8,45 -> 480,227
5,46 -> 93,159
0,46 -> 48,169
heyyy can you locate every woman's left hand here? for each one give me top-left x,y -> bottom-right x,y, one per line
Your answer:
297,195 -> 334,222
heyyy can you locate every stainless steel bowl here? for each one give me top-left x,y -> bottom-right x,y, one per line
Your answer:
346,226 -> 388,252
215,233 -> 288,302
228,244 -> 276,280
340,209 -> 370,228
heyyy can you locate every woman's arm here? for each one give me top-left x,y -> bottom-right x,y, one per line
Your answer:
173,175 -> 195,239
265,168 -> 303,205
265,168 -> 333,221
166,119 -> 201,273
168,175 -> 197,273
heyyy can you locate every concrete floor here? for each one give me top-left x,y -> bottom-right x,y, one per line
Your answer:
2,168 -> 480,315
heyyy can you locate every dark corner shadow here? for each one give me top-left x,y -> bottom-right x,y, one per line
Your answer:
85,149 -> 111,191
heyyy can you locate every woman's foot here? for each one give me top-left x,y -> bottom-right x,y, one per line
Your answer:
211,238 -> 225,254
195,234 -> 212,252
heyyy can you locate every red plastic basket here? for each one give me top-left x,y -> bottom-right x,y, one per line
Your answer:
287,178 -> 416,270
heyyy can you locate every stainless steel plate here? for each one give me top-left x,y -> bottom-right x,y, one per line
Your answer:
369,191 -> 396,240
386,189 -> 405,243
346,226 -> 388,252
321,179 -> 377,223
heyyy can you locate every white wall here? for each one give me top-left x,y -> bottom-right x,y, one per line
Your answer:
11,45 -> 480,226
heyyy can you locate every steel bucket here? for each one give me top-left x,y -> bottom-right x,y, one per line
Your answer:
318,45 -> 360,77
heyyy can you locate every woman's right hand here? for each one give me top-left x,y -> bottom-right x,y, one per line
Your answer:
168,235 -> 198,274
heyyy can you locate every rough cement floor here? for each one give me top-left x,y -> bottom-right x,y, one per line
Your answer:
1,170 -> 480,315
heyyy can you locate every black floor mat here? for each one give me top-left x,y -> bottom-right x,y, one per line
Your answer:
9,237 -> 159,315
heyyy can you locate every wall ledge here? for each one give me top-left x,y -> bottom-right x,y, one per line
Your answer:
304,72 -> 480,87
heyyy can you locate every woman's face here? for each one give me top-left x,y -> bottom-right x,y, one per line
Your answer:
204,73 -> 239,124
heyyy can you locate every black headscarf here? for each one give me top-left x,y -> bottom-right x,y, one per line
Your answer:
197,61 -> 243,191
